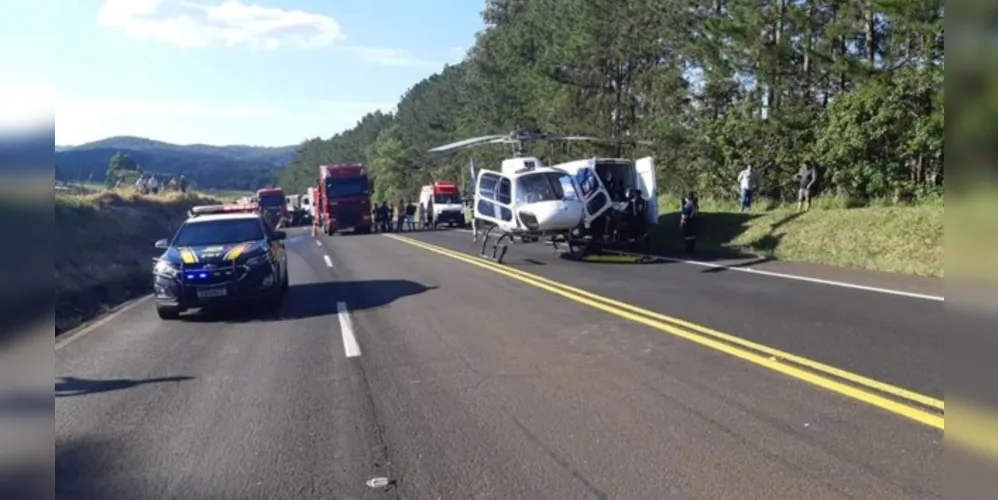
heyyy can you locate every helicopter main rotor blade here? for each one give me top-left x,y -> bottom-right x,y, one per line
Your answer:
548,135 -> 603,142
428,135 -> 508,153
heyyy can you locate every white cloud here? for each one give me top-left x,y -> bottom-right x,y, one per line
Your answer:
341,46 -> 442,68
95,1 -> 445,68
97,0 -> 345,50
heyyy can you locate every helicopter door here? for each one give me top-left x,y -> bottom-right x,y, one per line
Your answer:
475,171 -> 514,228
635,156 -> 658,225
573,164 -> 613,226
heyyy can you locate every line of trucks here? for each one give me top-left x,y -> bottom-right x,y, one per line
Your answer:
243,164 -> 470,236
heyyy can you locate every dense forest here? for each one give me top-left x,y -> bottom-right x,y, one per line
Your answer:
56,136 -> 295,191
280,0 -> 944,206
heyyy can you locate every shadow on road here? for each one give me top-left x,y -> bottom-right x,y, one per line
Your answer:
55,376 -> 194,398
186,279 -> 437,323
56,437 -> 239,500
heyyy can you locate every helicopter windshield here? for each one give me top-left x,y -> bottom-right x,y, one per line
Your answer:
515,172 -> 578,204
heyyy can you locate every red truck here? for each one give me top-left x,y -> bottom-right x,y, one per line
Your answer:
318,164 -> 372,235
255,187 -> 287,229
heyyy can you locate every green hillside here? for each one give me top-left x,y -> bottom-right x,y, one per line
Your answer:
56,136 -> 296,191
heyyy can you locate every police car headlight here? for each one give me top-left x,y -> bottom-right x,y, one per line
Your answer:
154,259 -> 179,277
244,254 -> 269,267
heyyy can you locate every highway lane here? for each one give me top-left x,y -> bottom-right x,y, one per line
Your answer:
56,228 -> 942,499
56,231 -> 395,500
397,228 -> 946,401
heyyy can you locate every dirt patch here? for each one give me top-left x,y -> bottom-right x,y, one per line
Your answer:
55,190 -> 221,334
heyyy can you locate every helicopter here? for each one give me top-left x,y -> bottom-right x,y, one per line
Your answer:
427,128 -> 657,264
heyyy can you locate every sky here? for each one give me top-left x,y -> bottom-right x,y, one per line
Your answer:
36,0 -> 483,146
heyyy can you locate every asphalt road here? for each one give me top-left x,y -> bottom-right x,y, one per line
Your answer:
54,227 -> 943,499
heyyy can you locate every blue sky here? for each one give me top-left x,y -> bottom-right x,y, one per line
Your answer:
50,0 -> 484,146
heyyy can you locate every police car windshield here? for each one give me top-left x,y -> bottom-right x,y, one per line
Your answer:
173,218 -> 265,247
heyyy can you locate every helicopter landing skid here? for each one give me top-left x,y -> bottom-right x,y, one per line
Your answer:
479,226 -> 512,264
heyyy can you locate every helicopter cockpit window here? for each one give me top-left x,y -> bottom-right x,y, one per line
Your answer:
515,172 -> 573,204
497,178 -> 512,205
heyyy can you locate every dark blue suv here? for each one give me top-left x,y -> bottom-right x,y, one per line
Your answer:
152,206 -> 289,319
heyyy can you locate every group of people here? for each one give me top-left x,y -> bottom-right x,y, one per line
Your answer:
735,162 -> 820,213
679,161 -> 821,254
372,198 -> 442,233
125,174 -> 188,195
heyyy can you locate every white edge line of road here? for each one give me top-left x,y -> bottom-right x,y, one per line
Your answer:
55,295 -> 154,351
337,301 -> 361,358
451,228 -> 943,301
323,254 -> 334,268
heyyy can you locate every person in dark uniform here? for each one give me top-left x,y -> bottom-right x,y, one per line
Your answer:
377,202 -> 391,232
680,191 -> 699,254
605,171 -> 624,201
797,161 -> 818,213
629,188 -> 650,252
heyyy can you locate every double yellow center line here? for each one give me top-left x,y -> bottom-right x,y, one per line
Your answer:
385,233 -> 945,430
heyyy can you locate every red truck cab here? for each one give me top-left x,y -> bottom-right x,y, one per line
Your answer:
318,164 -> 372,235
255,187 -> 286,230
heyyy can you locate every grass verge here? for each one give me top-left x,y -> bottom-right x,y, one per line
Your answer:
650,194 -> 943,277
55,188 -> 221,334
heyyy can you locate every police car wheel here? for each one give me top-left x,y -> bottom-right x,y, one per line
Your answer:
156,305 -> 181,320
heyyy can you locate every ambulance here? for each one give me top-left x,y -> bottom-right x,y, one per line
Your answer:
419,181 -> 465,228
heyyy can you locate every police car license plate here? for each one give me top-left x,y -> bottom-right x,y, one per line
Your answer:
197,287 -> 227,299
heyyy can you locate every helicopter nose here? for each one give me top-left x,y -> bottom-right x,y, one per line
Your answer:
518,200 -> 584,231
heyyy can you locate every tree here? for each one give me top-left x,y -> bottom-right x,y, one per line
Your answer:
279,0 -> 944,205
105,151 -> 141,187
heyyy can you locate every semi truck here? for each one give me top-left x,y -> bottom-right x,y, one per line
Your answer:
255,187 -> 286,229
317,164 -> 372,235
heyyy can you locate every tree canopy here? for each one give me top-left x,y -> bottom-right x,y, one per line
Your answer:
280,0 -> 944,205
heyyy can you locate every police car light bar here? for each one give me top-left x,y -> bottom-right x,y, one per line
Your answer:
190,204 -> 258,216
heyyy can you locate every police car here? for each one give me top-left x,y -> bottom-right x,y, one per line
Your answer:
152,204 -> 290,319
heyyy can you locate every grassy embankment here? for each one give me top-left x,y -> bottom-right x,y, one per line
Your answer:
649,193 -> 944,277
55,188 -> 229,334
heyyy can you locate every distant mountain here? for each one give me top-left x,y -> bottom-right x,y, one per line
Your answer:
56,136 -> 298,191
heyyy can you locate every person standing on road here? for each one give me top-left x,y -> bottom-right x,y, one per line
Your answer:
680,192 -> 699,254
426,197 -> 435,230
737,164 -> 755,212
405,200 -> 417,231
377,202 -> 391,232
395,199 -> 406,232
797,161 -> 818,212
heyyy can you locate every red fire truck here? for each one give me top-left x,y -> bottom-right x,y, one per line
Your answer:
255,187 -> 287,229
317,164 -> 372,235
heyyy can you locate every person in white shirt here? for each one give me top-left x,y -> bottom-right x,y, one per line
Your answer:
147,175 -> 160,194
737,165 -> 755,212
135,175 -> 148,194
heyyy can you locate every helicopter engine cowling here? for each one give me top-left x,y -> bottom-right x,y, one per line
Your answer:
516,200 -> 584,232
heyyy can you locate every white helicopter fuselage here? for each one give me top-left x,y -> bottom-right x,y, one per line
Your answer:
472,159 -> 586,235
